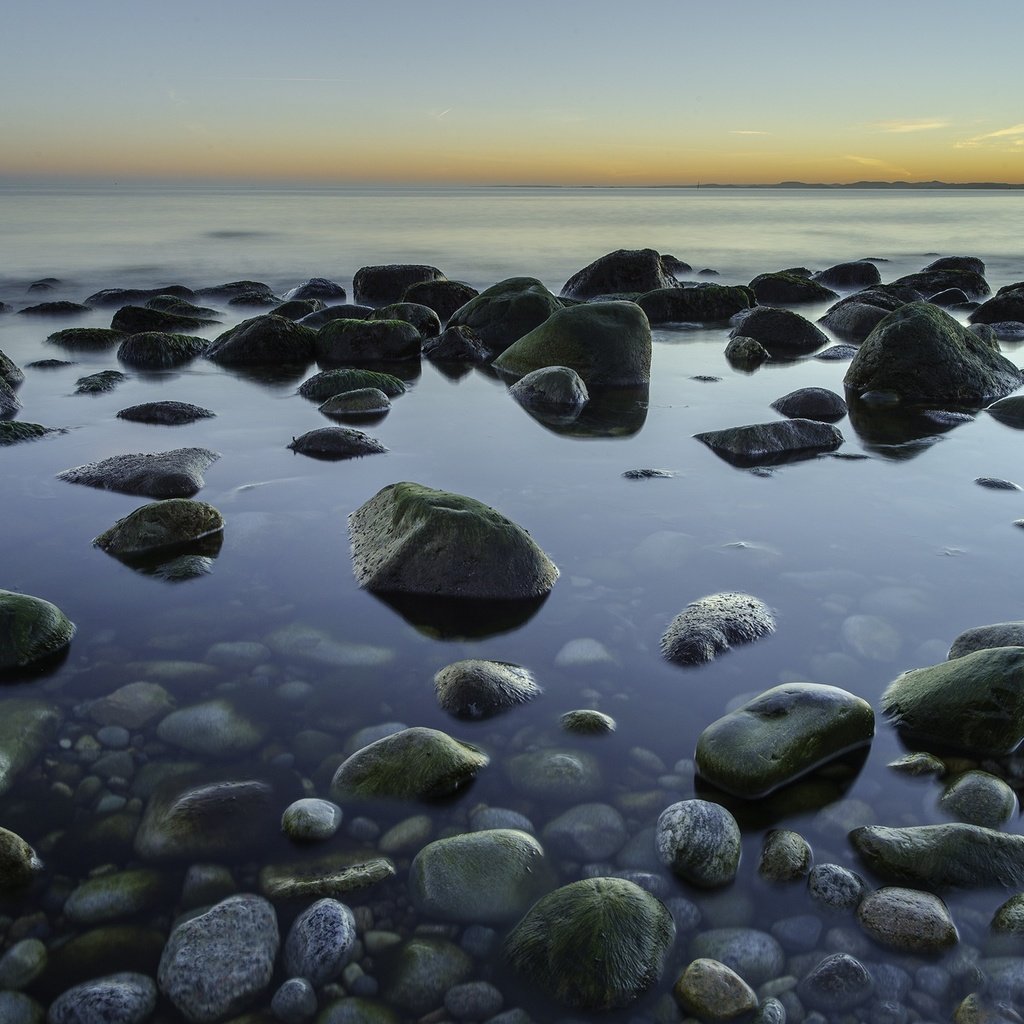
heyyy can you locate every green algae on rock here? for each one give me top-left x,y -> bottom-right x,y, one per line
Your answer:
0,589 -> 76,672
0,420 -> 65,445
116,332 -> 209,369
504,876 -> 675,1010
696,683 -> 874,798
637,284 -> 752,324
433,659 -> 540,719
446,277 -> 563,353
205,314 -> 316,366
348,481 -> 558,599
0,826 -> 43,889
93,499 -> 224,558
298,367 -> 407,401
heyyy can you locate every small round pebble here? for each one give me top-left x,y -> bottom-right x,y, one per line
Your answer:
281,798 -> 343,842
560,709 -> 616,734
271,977 -> 318,1023
444,980 -> 504,1020
807,863 -> 868,910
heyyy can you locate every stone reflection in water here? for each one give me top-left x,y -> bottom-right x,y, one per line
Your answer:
845,394 -> 976,457
513,383 -> 649,438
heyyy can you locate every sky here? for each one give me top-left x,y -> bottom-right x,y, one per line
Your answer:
3,0 -> 1023,186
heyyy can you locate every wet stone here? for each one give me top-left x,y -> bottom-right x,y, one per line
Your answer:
57,447 -> 219,499
444,980 -> 504,1021
48,972 -> 157,1024
284,898 -> 357,987
662,592 -> 775,666
560,709 -> 616,735
939,770 -> 1017,828
856,886 -> 958,953
542,803 -> 628,861
689,928 -> 785,987
673,958 -> 759,1020
319,388 -> 391,419
758,828 -> 813,882
656,799 -> 741,888
807,863 -> 868,911
287,426 -> 387,460
798,952 -> 874,1012
116,401 -> 215,425
271,977 -> 318,1023
0,938 -> 46,990
281,798 -> 343,842
434,659 -> 541,719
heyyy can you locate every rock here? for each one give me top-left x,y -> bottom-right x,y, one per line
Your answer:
402,279 -> 479,321
0,347 -> 23,387
285,278 -> 347,301
695,419 -> 843,465
89,682 -> 175,730
284,898 -> 356,986
158,894 -> 279,1023
798,953 -> 874,1012
316,998 -> 398,1024
850,822 -> 1024,888
264,623 -> 392,668
992,893 -> 1024,934
228,288 -> 280,307
940,770 -> 1017,828
282,799 -> 343,842
970,286 -> 1024,326
444,980 -> 504,1021
758,829 -> 813,882
0,938 -> 46,990
353,264 -> 445,306
46,327 -> 127,350
19,300 -> 92,316
504,876 -> 675,1010
57,447 -> 219,499
0,826 -> 43,888
116,401 -> 215,425
542,803 -> 627,861
844,301 -> 1023,405
0,421 -> 64,445
0,378 -> 21,416
298,304 -> 373,328
749,272 -> 838,304
881,646 -> 1024,755
814,342 -> 860,360
75,369 -> 127,394
272,298 -> 325,320
287,426 -> 387,460
434,659 -> 540,719
807,863 -> 868,910
378,814 -> 432,854
673,958 -> 758,1020
724,335 -> 769,368
421,325 -> 489,362
408,829 -> 552,923
298,368 -> 407,401
560,709 -> 616,734
156,698 -> 267,757
382,937 -> 473,1015
271,978 -> 317,1023
818,286 -> 917,342
925,255 -> 986,275
330,726 -> 488,801
655,799 -> 741,887
48,972 -> 157,1024
695,682 -> 874,798
856,887 -> 958,952
367,301 -> 442,337
813,260 -> 882,290
509,365 -> 588,412
770,387 -> 847,422
505,748 -> 602,802
319,388 -> 391,419
447,277 -> 563,354
637,284 -> 752,324
93,498 -> 224,557
116,332 -> 208,368
891,268 -> 990,300
111,305 -> 214,334
661,592 -> 775,666
348,481 -> 558,599
492,300 -> 651,387
949,621 -> 1024,658
205,315 -> 316,366
731,306 -> 829,355
0,590 -> 76,672
63,869 -> 167,925
689,928 -> 784,986
561,248 -> 679,299
931,286 -> 972,307
315,319 -> 421,363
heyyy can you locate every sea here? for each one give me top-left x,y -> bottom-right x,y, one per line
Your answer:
1,185 -> 1023,1019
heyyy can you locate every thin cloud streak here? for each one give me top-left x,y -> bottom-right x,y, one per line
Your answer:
844,155 -> 912,177
956,123 -> 1024,148
869,119 -> 949,133
729,130 -> 770,136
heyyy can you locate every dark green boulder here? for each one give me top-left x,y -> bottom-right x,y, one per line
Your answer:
93,499 -> 224,558
0,589 -> 76,672
447,277 -> 563,353
206,315 -> 316,366
637,284 -> 752,324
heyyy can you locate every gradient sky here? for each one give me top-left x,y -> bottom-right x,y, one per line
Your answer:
3,0 -> 1023,185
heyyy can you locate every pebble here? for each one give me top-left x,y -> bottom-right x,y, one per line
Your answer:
48,972 -> 157,1024
798,952 -> 874,1012
0,938 -> 46,989
284,899 -> 357,986
807,863 -> 868,910
271,977 -> 318,1023
656,799 -> 741,887
0,991 -> 44,1024
281,798 -> 343,842
444,980 -> 505,1020
689,928 -> 785,987
674,958 -> 758,1019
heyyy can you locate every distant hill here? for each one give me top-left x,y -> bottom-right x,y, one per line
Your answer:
695,180 -> 1023,190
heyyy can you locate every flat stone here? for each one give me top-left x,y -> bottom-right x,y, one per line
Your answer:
856,887 -> 958,952
0,591 -> 76,673
57,448 -> 219,499
689,928 -> 785,987
48,972 -> 156,1024
695,419 -> 843,466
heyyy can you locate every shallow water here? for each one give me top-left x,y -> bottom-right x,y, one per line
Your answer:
2,185 -> 1024,1020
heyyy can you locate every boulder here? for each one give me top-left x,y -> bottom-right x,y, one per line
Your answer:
348,481 -> 558,599
969,284 -> 1024,325
19,300 -> 91,316
939,770 -> 1017,828
315,319 -> 421,363
319,388 -> 392,419
0,420 -> 63,445
881,646 -> 1024,755
0,590 -> 76,672
891,268 -> 990,300
205,315 -> 316,366
284,277 -> 347,301
116,332 -> 208,368
447,277 -> 563,354
949,621 -> 1024,658
63,869 -> 168,925
561,248 -> 680,300
48,973 -> 157,1024
818,285 -> 918,342
748,272 -> 838,305
661,592 -> 775,665
694,419 -> 843,465
93,499 -> 224,557
287,426 -> 387,460
57,448 -> 219,498
509,365 -> 589,413
813,260 -> 882,290
637,285 -> 752,324
724,335 -> 769,369
353,264 -> 445,306
504,877 -> 675,1010
857,887 -> 957,953
284,898 -> 356,986
75,370 -> 126,395
422,325 -> 490,363
433,659 -> 541,719
330,726 -> 489,801
730,307 -> 828,356
270,298 -> 324,320
116,401 -> 215,425
87,285 -> 195,307
770,387 -> 847,422
924,255 -> 986,275
111,305 -> 214,334
299,368 -> 406,401
656,799 -> 741,887
298,304 -> 373,328
696,683 -> 874,798
0,826 -> 43,889
367,302 -> 442,337
844,302 -> 1023,405
492,301 -> 651,388
45,327 -> 126,350
402,279 -> 479,321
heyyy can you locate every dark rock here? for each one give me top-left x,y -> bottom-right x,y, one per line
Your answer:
730,306 -> 829,355
284,277 -> 347,302
818,285 -> 919,342
315,319 -> 421,363
86,285 -> 195,307
45,328 -> 126,350
74,370 -> 127,394
561,248 -> 679,300
891,268 -> 990,300
0,379 -> 20,416
298,368 -> 407,401
57,447 -> 219,499
923,255 -> 986,275
367,302 -> 442,338
287,426 -> 387,460
110,305 -> 214,334
808,863 -> 868,910
637,284 -> 753,323
0,589 -> 76,672
0,421 -> 65,445
930,287 -> 971,308
509,365 -> 588,412
948,621 -> 1024,659
814,343 -> 860,361
969,285 -> 1024,325
813,261 -> 882,290
447,277 -> 563,354
318,388 -> 391,419
116,332 -> 208,368
402,279 -> 479,321
975,476 -> 1020,490
695,419 -> 843,465
434,659 -> 540,719
18,301 -> 91,316
269,298 -> 324,321
422,325 -> 489,363
656,800 -> 741,887
0,348 -> 24,388
771,387 -> 847,422
206,315 -> 316,366
146,295 -> 220,318
662,592 -> 775,666
93,499 -> 224,557
724,336 -> 769,368
798,953 -> 874,1012
48,972 -> 157,1024
353,264 -> 445,306
297,304 -> 373,328
116,401 -> 215,425
748,272 -> 838,305
227,289 -> 280,307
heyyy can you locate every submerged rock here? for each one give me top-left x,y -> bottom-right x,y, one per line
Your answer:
504,876 -> 675,1010
0,589 -> 76,672
433,659 -> 541,719
116,401 -> 215,425
0,420 -> 64,445
75,369 -> 127,394
561,709 -> 617,735
948,621 -> 1024,658
724,335 -> 769,369
509,364 -> 589,412
696,683 -> 874,798
93,498 -> 224,557
116,332 -> 208,368
0,827 -> 43,889
758,829 -> 813,882
447,277 -> 563,353
695,419 -> 843,466
561,248 -> 679,300
58,448 -> 219,499
661,592 -> 775,665
505,747 -> 602,802
319,388 -> 392,419
770,386 -> 847,422
856,887 -> 958,952
656,800 -> 741,888
798,953 -> 874,1012
284,898 -> 356,987
205,315 -> 316,366
731,306 -> 829,355
330,726 -> 489,801
48,972 -> 157,1024
348,481 -> 558,599
382,937 -> 473,1016
0,699 -> 61,795
287,426 -> 387,460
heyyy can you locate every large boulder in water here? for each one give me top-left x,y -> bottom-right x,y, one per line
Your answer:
694,419 -> 843,466
0,348 -> 23,388
813,260 -> 882,290
57,448 -> 219,499
116,332 -> 208,369
504,877 -> 675,1010
881,646 -> 1024,755
434,659 -> 541,719
730,306 -> 828,355
492,301 -> 651,388
662,592 -> 775,665
637,284 -> 752,324
749,272 -> 838,305
368,302 -> 442,337
695,683 -> 874,798
891,267 -> 990,300
969,283 -> 1024,326
447,277 -> 563,354
353,264 -> 445,306
348,481 -> 558,599
93,499 -> 224,558
0,589 -> 76,672
561,248 -> 679,300
205,315 -> 316,366
402,279 -> 479,321
843,301 -> 1024,406
315,318 -> 421,363
818,285 -> 919,342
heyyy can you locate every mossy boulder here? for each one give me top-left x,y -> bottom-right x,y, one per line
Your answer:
948,621 -> 1024,658
749,272 -> 838,305
348,481 -> 558,599
402,279 -> 479,322
206,315 -> 316,366
696,683 -> 874,798
19,300 -> 91,316
770,387 -> 847,422
57,448 -> 219,499
730,307 -> 828,355
661,592 -> 775,665
561,249 -> 679,300
330,726 -> 489,801
724,335 -> 769,369
813,260 -> 882,290
0,348 -> 23,388
504,876 -> 675,1010
0,421 -> 64,445
969,284 -> 1024,326
447,277 -> 563,354
0,826 -> 43,888
93,499 -> 224,557
116,332 -> 209,369
434,659 -> 541,719
818,286 -> 918,342
299,368 -> 407,401
116,401 -> 215,425
509,365 -> 589,414
45,327 -> 127,350
353,264 -> 445,306
422,325 -> 490,363
146,294 -> 220,318
367,302 -> 442,338
0,698 -> 61,795
881,646 -> 1024,755
87,285 -> 195,306
844,302 -> 1024,405
408,829 -> 553,923
695,419 -> 844,466
316,319 -> 421,363
637,284 -> 753,324
0,590 -> 76,672
493,300 -> 651,388
319,388 -> 391,419
111,305 -> 214,334
891,268 -> 990,300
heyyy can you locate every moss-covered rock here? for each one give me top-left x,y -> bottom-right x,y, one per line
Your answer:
730,306 -> 828,355
770,387 -> 847,422
758,828 -> 813,882
0,590 -> 76,672
287,426 -> 387,460
661,592 -> 775,665
57,447 -> 219,498
504,877 -> 675,1010
63,869 -> 169,925
348,481 -> 558,599
749,272 -> 838,305
87,285 -> 195,307
813,260 -> 882,290
638,284 -> 753,324
447,277 -> 563,354
421,325 -> 490,363
891,268 -> 990,300
206,315 -> 316,366
401,280 -> 478,322
939,770 -> 1017,828
74,369 -> 126,394
367,302 -> 442,337
0,421 -> 64,445
330,726 -> 488,801
319,388 -> 391,419
353,264 -> 445,306
316,318 -> 422,363
493,301 -> 651,388
969,285 -> 1024,326
881,646 -> 1024,755
0,826 -> 43,888
116,332 -> 209,368
724,335 -> 769,369
116,401 -> 215,425
299,368 -> 407,401
434,659 -> 541,719
696,683 -> 874,798
818,285 -> 918,342
45,327 -> 127,350
561,249 -> 680,300
19,300 -> 91,316
509,365 -> 588,413
845,302 -> 1023,405
145,294 -> 221,318
111,305 -> 215,334
93,498 -> 224,557
694,419 -> 844,466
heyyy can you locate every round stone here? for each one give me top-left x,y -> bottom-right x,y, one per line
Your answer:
281,798 -> 343,842
758,829 -> 813,883
798,952 -> 874,1012
856,887 -> 958,952
284,898 -> 357,987
939,770 -> 1017,828
688,928 -> 785,987
673,958 -> 758,1020
655,800 -> 741,888
47,972 -> 156,1024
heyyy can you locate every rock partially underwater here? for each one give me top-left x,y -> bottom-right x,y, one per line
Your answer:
57,448 -> 219,499
433,659 -> 541,719
662,592 -> 775,665
695,419 -> 844,466
0,589 -> 76,673
93,499 -> 225,568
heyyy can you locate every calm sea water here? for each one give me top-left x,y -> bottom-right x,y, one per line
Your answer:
2,186 -> 1024,1018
